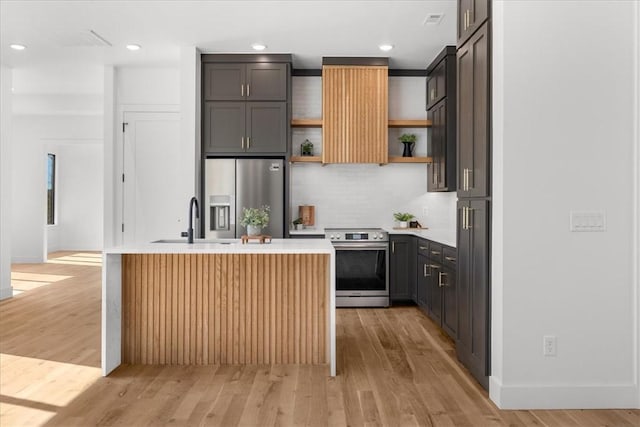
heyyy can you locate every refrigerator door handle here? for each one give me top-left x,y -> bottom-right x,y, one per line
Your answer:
230,195 -> 236,226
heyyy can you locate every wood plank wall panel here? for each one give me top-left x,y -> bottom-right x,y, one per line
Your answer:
322,65 -> 388,164
121,253 -> 328,365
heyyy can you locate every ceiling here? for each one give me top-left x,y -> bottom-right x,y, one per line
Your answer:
0,0 -> 457,70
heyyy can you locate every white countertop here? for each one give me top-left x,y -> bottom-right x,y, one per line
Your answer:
104,238 -> 334,255
387,228 -> 457,248
289,227 -> 456,248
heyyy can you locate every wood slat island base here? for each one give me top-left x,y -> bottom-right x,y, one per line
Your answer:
102,239 -> 335,376
121,253 -> 327,365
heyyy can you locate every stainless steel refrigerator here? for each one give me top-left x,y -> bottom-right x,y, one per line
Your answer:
204,158 -> 284,238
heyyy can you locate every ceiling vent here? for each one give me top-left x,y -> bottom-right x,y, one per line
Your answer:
422,13 -> 444,25
50,29 -> 112,47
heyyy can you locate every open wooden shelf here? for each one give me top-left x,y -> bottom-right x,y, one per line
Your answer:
291,118 -> 431,128
290,156 -> 322,163
291,119 -> 322,127
388,119 -> 432,128
388,156 -> 432,163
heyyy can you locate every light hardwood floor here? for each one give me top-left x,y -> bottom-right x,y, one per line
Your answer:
1,252 -> 638,426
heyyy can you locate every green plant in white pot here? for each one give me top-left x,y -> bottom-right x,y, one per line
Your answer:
240,205 -> 270,236
393,212 -> 415,228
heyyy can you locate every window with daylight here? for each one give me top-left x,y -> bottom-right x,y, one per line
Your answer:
47,153 -> 56,225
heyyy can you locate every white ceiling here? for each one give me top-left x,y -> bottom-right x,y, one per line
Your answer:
0,0 -> 457,70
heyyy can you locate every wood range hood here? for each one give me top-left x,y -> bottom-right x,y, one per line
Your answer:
321,57 -> 389,164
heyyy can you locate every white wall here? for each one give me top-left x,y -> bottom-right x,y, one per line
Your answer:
46,142 -> 103,252
291,76 -> 456,231
492,1 -> 639,409
0,65 -> 13,299
11,114 -> 103,261
108,65 -> 187,245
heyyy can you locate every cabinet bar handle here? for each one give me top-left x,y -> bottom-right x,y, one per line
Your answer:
439,271 -> 447,287
247,84 -> 250,97
462,206 -> 468,230
419,246 -> 428,250
247,137 -> 251,149
445,256 -> 456,262
241,84 -> 244,97
392,241 -> 395,253
468,168 -> 473,190
431,250 -> 441,256
241,137 -> 245,150
423,264 -> 427,277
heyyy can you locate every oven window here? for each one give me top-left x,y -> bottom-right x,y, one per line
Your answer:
335,249 -> 386,291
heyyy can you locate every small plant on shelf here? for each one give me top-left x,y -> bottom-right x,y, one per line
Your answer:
398,134 -> 417,143
301,139 -> 314,156
398,134 -> 417,157
292,217 -> 304,230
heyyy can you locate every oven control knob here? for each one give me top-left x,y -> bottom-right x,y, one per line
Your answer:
336,234 -> 341,239
330,234 -> 335,239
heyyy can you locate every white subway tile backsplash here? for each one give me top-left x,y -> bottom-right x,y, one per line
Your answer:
290,163 -> 456,231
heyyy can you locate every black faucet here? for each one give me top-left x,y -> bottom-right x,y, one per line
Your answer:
181,196 -> 199,243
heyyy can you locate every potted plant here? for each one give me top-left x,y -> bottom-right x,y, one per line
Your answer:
301,139 -> 314,156
240,205 -> 270,236
393,212 -> 415,228
398,133 -> 417,157
292,217 -> 304,230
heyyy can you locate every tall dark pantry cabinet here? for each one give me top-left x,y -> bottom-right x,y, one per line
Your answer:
455,0 -> 491,390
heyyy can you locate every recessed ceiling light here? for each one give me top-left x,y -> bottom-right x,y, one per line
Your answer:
251,43 -> 266,51
379,44 -> 394,52
126,44 -> 141,51
10,44 -> 26,51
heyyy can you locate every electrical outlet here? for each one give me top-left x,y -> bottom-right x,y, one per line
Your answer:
543,335 -> 557,357
422,207 -> 429,216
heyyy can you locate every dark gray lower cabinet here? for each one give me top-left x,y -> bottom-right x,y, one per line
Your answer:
392,235 -> 457,339
389,235 -> 416,302
416,254 -> 429,308
457,199 -> 490,389
441,247 -> 458,339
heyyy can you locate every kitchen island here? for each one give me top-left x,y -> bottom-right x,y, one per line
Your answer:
102,239 -> 335,376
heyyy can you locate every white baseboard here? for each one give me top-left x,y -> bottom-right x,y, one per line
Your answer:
11,256 -> 44,264
0,286 -> 13,300
490,377 -> 639,409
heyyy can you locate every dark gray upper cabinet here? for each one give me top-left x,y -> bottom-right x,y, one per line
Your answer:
457,0 -> 489,47
246,102 -> 287,153
204,63 -> 287,101
427,46 -> 457,193
203,102 -> 246,153
246,63 -> 288,101
426,61 -> 446,110
202,56 -> 290,156
457,23 -> 490,198
204,101 -> 287,154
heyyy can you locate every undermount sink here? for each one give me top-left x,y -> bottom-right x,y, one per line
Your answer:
152,239 -> 237,245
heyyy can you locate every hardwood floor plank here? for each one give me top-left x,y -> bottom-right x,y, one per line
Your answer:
2,253 -> 639,427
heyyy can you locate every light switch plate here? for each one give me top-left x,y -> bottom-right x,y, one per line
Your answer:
570,211 -> 606,232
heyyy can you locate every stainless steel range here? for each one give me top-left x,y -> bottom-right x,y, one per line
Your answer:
325,227 -> 389,307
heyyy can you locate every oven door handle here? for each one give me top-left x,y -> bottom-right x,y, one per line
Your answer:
333,244 -> 389,250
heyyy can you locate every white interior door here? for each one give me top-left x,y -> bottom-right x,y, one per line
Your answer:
122,112 -> 182,244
